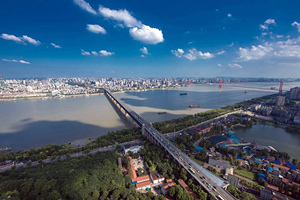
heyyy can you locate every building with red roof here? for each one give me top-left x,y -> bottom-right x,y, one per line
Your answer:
178,179 -> 199,200
136,180 -> 152,190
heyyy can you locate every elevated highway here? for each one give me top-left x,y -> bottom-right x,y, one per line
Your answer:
105,89 -> 236,200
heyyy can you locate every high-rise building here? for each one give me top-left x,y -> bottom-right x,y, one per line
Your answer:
275,96 -> 285,106
290,87 -> 300,100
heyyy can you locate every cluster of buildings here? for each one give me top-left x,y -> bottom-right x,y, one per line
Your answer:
1,77 -> 298,100
119,144 -> 199,199
250,95 -> 300,124
289,87 -> 300,100
0,78 -> 99,99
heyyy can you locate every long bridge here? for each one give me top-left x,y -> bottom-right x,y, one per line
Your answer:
104,89 -> 236,200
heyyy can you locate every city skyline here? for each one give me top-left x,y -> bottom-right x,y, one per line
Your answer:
1,0 -> 300,78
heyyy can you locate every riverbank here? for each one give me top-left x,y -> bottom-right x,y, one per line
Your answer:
0,92 -> 105,102
0,86 -> 177,102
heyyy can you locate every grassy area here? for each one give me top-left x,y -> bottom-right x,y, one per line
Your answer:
234,169 -> 256,181
190,156 -> 204,166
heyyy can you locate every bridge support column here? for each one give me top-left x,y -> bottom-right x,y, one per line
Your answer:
133,120 -> 136,127
142,124 -> 146,137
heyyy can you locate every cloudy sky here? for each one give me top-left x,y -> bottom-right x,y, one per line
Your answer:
1,0 -> 300,78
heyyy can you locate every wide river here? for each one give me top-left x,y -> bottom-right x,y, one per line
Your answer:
0,82 -> 299,151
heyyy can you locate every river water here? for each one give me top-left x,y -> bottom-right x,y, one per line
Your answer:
0,82 -> 299,151
234,125 -> 300,160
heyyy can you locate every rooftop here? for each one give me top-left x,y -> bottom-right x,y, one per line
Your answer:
136,180 -> 151,189
132,175 -> 150,183
162,181 -> 176,190
150,170 -> 164,180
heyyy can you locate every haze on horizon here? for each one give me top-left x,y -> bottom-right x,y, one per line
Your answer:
1,0 -> 300,78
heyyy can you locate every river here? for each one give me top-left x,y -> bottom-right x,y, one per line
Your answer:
0,82 -> 299,151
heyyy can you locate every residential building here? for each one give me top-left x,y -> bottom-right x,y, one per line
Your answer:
136,180 -> 152,190
290,87 -> 300,100
227,174 -> 239,187
260,187 -> 274,200
178,179 -> 199,200
275,96 -> 285,106
208,157 -> 231,169
123,144 -> 144,155
150,170 -> 165,184
161,181 -> 176,195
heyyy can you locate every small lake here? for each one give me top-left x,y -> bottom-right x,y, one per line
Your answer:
234,124 -> 300,160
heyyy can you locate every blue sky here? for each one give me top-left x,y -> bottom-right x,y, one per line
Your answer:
1,0 -> 300,78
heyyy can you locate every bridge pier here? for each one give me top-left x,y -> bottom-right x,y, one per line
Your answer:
132,120 -> 137,127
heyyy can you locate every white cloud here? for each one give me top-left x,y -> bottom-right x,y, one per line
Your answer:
73,0 -> 97,15
140,47 -> 149,55
99,6 -> 141,28
171,48 -> 222,61
171,49 -> 184,58
81,49 -> 91,55
273,38 -> 300,57
129,25 -> 164,44
0,33 -> 40,45
229,42 -> 234,47
229,63 -> 243,68
218,64 -> 222,67
0,33 -> 22,43
217,50 -> 225,55
227,13 -> 232,18
259,19 -> 276,32
91,51 -> 98,56
186,48 -> 214,60
19,60 -> 30,64
292,21 -> 300,33
99,50 -> 114,56
238,45 -> 273,61
81,49 -> 114,56
86,24 -> 106,34
237,36 -> 300,61
98,6 -> 164,44
141,55 -> 146,58
2,59 -> 30,64
51,43 -> 62,49
265,19 -> 276,25
260,24 -> 268,30
22,35 -> 40,45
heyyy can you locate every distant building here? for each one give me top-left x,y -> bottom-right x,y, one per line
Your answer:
0,160 -> 14,169
178,179 -> 199,200
227,174 -> 239,187
123,144 -> 144,155
150,170 -> 165,184
260,187 -> 274,200
290,87 -> 300,100
225,168 -> 234,176
275,96 -> 285,106
250,104 -> 262,112
161,181 -> 176,195
208,157 -> 231,169
136,180 -> 151,190
294,116 -> 300,125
